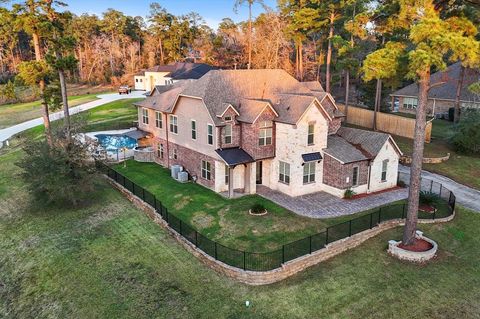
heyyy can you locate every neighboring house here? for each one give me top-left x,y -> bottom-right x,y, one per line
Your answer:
134,62 -> 217,92
134,69 -> 402,198
390,62 -> 480,116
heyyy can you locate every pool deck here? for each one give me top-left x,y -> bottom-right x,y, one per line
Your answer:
81,128 -> 138,162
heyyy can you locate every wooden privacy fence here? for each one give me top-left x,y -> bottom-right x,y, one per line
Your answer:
337,104 -> 432,142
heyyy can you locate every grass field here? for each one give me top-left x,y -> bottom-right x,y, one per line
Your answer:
0,93 -> 109,129
1,147 -> 479,318
112,160 -> 451,253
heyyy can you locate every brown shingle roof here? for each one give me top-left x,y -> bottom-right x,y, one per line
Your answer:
392,62 -> 480,102
324,127 -> 393,163
138,69 -> 340,126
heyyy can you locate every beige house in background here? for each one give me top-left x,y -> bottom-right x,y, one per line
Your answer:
390,62 -> 480,116
135,69 -> 402,198
134,62 -> 217,92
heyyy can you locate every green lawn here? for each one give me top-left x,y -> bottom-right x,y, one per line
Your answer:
0,93 -> 109,129
393,119 -> 480,190
1,148 -> 479,319
112,160 -> 451,253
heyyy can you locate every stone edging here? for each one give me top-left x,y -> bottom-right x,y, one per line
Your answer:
107,177 -> 455,286
388,230 -> 438,262
400,153 -> 450,165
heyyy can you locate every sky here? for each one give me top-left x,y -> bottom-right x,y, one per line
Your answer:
60,0 -> 278,30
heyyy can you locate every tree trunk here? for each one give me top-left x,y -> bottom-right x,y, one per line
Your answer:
298,42 -> 303,81
248,3 -> 252,69
403,70 -> 430,245
345,70 -> 350,118
326,12 -> 334,93
373,78 -> 382,131
454,65 -> 465,124
159,37 -> 164,65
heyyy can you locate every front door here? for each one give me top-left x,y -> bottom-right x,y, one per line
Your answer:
256,161 -> 263,184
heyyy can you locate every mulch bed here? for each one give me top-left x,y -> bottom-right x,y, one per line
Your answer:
346,186 -> 402,200
419,204 -> 437,213
398,239 -> 433,252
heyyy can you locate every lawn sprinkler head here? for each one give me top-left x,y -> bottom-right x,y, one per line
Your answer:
245,300 -> 251,307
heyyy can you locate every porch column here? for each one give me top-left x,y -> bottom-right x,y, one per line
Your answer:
228,166 -> 234,198
244,162 -> 256,195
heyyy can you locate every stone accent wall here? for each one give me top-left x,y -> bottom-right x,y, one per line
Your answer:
400,153 -> 450,164
322,154 -> 369,190
108,176 -> 454,286
241,108 -> 276,160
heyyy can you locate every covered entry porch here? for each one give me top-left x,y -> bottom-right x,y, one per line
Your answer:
216,147 -> 257,198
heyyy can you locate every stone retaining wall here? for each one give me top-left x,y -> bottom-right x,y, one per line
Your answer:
400,153 -> 450,165
107,177 -> 455,286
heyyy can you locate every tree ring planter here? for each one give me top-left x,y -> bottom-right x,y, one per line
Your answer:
248,209 -> 268,216
419,204 -> 437,214
388,231 -> 438,263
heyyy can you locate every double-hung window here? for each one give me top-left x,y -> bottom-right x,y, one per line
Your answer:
352,166 -> 359,186
142,108 -> 149,125
303,162 -> 316,184
403,97 -> 418,109
155,111 -> 162,128
173,149 -> 178,160
307,123 -> 315,145
191,120 -> 197,140
259,121 -> 273,146
224,124 -> 232,144
225,165 -> 229,184
207,124 -> 214,145
279,161 -> 290,184
157,144 -> 164,159
169,115 -> 178,134
201,160 -> 211,180
381,160 -> 388,182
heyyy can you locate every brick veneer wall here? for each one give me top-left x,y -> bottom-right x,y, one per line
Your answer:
152,137 -> 216,189
241,108 -> 276,160
108,177 -> 455,286
219,123 -> 241,149
322,154 -> 369,189
328,118 -> 342,135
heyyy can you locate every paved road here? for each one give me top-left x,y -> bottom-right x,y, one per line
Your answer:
0,91 -> 145,144
399,165 -> 480,212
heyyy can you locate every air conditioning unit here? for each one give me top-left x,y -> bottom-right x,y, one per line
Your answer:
170,165 -> 183,179
177,171 -> 188,183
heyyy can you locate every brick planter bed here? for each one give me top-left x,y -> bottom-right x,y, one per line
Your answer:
388,231 -> 438,263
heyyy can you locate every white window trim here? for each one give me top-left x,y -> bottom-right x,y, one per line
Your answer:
201,160 -> 211,180
303,162 -> 316,184
224,124 -> 232,144
169,115 -> 178,134
381,159 -> 388,182
307,123 -> 315,145
191,120 -> 197,140
352,166 -> 359,186
207,124 -> 214,145
259,121 -> 273,146
142,108 -> 149,125
279,161 -> 290,185
155,111 -> 163,129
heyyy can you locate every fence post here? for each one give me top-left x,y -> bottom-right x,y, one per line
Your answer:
195,231 -> 198,247
132,183 -> 135,195
430,180 -> 433,192
326,227 -> 329,244
154,197 -> 157,210
432,210 -> 436,220
179,220 -> 183,235
309,236 -> 312,254
142,188 -> 145,201
439,184 -> 443,197
379,207 -> 382,223
166,208 -> 169,223
370,213 -> 373,229
243,251 -> 246,271
282,245 -> 285,263
402,204 -> 406,219
114,170 -> 118,182
349,220 -> 352,237
214,242 -> 218,260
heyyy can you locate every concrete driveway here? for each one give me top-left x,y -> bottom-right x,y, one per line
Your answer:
398,165 -> 480,212
0,91 -> 146,144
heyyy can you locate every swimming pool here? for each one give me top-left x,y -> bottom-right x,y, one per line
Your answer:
95,134 -> 138,151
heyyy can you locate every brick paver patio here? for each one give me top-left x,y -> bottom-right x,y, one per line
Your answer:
256,186 -> 409,218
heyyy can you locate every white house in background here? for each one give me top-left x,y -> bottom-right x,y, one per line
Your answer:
134,62 -> 217,92
134,69 -> 402,198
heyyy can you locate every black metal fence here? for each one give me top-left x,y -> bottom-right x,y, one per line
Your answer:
101,164 -> 456,272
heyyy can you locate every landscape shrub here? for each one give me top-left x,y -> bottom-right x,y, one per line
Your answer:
250,203 -> 266,214
15,127 -> 101,207
344,188 -> 356,199
419,191 -> 440,207
450,109 -> 480,154
397,180 -> 406,188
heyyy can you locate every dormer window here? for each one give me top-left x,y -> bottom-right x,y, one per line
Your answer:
224,116 -> 232,122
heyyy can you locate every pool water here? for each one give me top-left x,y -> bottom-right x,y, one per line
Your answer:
95,134 -> 138,151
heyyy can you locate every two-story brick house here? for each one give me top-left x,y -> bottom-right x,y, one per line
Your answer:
134,69 -> 402,198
